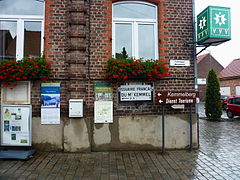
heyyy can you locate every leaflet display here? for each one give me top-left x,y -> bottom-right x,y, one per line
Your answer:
1,105 -> 32,146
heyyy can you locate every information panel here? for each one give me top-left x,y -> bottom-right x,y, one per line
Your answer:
1,105 -> 32,146
94,82 -> 113,123
118,83 -> 153,102
41,83 -> 61,124
94,101 -> 113,123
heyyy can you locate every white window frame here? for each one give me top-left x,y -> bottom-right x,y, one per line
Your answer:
0,14 -> 44,60
112,1 -> 158,59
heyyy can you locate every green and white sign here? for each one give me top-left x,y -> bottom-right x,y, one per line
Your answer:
197,6 -> 231,45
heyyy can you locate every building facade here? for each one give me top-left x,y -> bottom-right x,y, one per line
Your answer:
197,53 -> 224,101
0,0 -> 198,152
219,59 -> 240,96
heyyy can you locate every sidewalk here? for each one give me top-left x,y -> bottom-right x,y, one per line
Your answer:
1,119 -> 240,179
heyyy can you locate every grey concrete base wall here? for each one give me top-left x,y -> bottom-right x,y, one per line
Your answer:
92,114 -> 198,151
63,118 -> 90,152
32,117 -> 63,151
32,114 -> 198,152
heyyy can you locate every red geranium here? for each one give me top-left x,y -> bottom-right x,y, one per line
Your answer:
0,57 -> 51,86
105,58 -> 170,82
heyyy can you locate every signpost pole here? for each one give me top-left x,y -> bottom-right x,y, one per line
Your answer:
162,105 -> 165,153
189,104 -> 193,151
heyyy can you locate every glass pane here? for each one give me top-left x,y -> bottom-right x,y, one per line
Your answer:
115,23 -> 132,59
113,3 -> 156,19
138,24 -> 155,59
0,21 -> 17,60
24,21 -> 42,58
0,0 -> 44,15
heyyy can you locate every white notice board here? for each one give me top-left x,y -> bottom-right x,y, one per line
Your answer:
94,101 -> 113,123
1,105 -> 32,146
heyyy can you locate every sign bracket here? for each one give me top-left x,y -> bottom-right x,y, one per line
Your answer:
184,39 -> 228,56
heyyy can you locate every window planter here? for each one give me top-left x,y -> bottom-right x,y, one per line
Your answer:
0,57 -> 51,87
105,58 -> 170,83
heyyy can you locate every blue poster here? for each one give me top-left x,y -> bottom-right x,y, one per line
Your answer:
41,83 -> 61,124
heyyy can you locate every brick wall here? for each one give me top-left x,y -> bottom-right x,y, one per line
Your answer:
89,0 -> 195,115
220,78 -> 240,96
42,0 -> 90,116
197,54 -> 223,101
198,54 -> 223,78
36,0 -> 195,117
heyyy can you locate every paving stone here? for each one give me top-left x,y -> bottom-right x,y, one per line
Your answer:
1,119 -> 240,179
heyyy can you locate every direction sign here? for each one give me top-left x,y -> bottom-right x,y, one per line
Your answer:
156,91 -> 199,105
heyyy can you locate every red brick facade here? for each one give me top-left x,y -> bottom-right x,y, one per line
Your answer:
0,0 -> 199,152
197,54 -> 224,101
39,0 -> 195,117
220,78 -> 240,96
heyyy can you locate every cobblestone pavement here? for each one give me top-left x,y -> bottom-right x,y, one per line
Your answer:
1,119 -> 240,180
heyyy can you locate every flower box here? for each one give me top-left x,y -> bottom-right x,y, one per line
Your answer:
0,57 -> 51,87
105,58 -> 170,82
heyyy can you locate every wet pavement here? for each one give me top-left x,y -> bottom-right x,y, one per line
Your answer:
197,102 -> 229,119
1,118 -> 240,179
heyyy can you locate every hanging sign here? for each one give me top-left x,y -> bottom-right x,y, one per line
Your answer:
118,83 -> 153,102
41,83 -> 61,124
1,105 -> 32,146
197,6 -> 231,45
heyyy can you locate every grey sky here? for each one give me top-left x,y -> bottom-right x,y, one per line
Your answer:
0,0 -> 44,15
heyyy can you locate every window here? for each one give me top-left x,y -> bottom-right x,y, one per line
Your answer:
0,0 -> 44,60
112,1 -> 158,60
229,98 -> 240,105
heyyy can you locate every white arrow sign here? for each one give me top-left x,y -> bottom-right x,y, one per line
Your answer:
157,93 -> 162,96
159,99 -> 163,103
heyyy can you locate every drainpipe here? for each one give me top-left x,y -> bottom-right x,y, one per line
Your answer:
192,0 -> 199,149
192,0 -> 198,97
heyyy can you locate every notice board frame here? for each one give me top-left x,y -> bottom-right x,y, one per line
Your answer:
1,105 -> 32,146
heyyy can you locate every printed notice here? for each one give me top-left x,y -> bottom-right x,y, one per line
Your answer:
94,101 -> 113,123
1,105 -> 31,146
41,83 -> 61,124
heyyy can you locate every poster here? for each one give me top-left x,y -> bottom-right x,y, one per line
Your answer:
94,82 -> 113,123
1,105 -> 32,146
94,82 -> 113,101
94,101 -> 113,123
41,83 -> 60,124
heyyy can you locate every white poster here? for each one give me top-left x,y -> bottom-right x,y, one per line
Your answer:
94,101 -> 113,123
118,83 -> 153,102
1,105 -> 31,146
41,83 -> 61,124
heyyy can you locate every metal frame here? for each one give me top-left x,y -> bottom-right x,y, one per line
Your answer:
1,81 -> 31,105
1,105 -> 32,146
